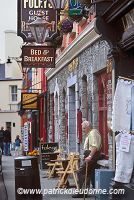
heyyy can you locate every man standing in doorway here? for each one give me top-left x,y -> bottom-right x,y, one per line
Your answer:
72,120 -> 101,198
3,127 -> 11,156
0,127 -> 4,154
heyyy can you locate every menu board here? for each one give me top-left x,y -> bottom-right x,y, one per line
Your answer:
40,142 -> 59,169
40,142 -> 58,153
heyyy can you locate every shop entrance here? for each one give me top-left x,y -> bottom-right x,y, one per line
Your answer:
98,71 -> 108,158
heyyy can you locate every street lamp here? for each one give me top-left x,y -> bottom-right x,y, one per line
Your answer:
28,11 -> 52,44
78,0 -> 91,6
28,1 -> 68,46
48,0 -> 68,10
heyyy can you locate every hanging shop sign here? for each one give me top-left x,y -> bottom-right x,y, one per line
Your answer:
17,0 -> 57,42
23,124 -> 29,152
22,46 -> 55,68
21,92 -> 38,110
69,0 -> 82,16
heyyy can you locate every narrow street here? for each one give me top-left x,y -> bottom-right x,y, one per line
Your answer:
0,1 -> 134,200
1,155 -> 95,200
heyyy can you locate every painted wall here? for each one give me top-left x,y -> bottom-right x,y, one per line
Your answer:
0,112 -> 21,143
0,80 -> 22,110
5,31 -> 23,79
0,79 -> 22,142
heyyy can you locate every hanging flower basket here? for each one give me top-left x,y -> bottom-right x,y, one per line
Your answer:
60,18 -> 73,34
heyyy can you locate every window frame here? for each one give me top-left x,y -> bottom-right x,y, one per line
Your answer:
9,85 -> 18,103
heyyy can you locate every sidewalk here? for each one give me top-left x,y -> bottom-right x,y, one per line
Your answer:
0,171 -> 8,200
2,155 -> 95,200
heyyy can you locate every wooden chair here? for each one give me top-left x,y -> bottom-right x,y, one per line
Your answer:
47,154 -> 63,179
56,153 -> 79,189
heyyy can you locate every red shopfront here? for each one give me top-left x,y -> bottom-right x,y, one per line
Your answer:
98,69 -> 112,159
40,68 -> 47,143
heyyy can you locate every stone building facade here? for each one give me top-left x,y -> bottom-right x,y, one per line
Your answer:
46,23 -> 113,168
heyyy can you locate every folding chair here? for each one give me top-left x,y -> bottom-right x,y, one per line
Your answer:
47,154 -> 63,179
56,153 -> 79,189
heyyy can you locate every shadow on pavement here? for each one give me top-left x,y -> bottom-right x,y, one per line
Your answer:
0,172 -> 8,200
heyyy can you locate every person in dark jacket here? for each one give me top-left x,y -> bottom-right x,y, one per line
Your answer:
3,127 -> 11,156
0,127 -> 4,154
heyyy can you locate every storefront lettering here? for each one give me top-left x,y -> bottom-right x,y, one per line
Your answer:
28,10 -> 50,21
24,56 -> 53,62
22,46 -> 55,68
31,49 -> 49,55
23,0 -> 51,9
18,0 -> 56,41
21,21 -> 30,32
21,19 -> 55,33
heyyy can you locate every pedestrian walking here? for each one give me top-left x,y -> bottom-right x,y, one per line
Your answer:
14,135 -> 22,156
0,126 -> 4,154
72,120 -> 101,198
3,127 -> 11,156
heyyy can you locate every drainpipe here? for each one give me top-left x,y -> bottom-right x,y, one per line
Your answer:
75,82 -> 80,153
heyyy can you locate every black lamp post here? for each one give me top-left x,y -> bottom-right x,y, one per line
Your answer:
48,0 -> 68,24
48,0 -> 68,10
28,0 -> 68,46
6,57 -> 12,64
28,11 -> 52,44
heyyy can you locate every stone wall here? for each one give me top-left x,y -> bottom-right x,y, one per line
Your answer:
47,39 -> 113,167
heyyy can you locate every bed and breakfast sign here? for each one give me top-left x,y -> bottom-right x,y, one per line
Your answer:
22,46 -> 55,68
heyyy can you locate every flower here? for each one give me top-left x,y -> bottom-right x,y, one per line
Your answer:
28,149 -> 39,156
60,18 -> 73,34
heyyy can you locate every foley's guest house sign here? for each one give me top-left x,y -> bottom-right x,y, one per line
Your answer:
22,46 -> 55,68
17,0 -> 57,41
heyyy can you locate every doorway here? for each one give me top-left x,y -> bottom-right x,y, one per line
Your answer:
98,71 -> 108,158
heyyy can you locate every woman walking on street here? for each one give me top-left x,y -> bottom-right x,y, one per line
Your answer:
15,135 -> 22,156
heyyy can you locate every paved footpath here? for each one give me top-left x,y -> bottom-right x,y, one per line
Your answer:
2,155 -> 95,200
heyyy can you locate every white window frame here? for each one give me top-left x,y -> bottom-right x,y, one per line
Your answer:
9,85 -> 18,103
